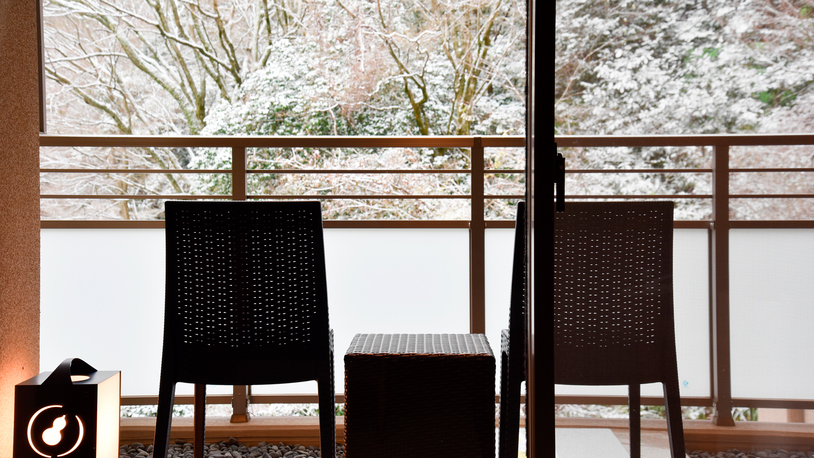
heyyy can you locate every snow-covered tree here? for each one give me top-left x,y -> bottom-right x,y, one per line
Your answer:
43,0 -> 813,221
555,0 -> 814,219
42,0 -> 527,220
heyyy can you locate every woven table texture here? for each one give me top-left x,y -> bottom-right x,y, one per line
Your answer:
345,333 -> 493,356
344,333 -> 495,458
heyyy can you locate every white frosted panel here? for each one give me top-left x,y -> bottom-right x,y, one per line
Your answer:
730,229 -> 814,400
485,229 -> 515,393
553,229 -> 711,399
324,228 -> 469,334
672,229 -> 711,398
39,229 -> 190,396
253,228 -> 471,395
43,228 -> 470,397
484,229 -> 514,353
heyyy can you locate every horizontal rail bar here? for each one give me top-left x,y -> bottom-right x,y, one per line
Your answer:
41,221 -> 167,229
40,220 -> 708,229
251,169 -> 525,175
41,168 -> 230,174
41,193 -> 525,200
324,220 -> 473,228
40,168 -> 524,175
252,194 -> 471,200
555,133 -> 814,147
40,220 -> 487,229
732,398 -> 814,410
564,194 -> 712,200
41,194 -> 525,202
41,194 -> 231,200
122,393 -> 526,406
730,220 -> 814,229
568,168 -> 713,174
730,194 -> 814,199
40,194 -> 233,200
122,394 -> 346,405
121,393 -> 814,410
248,169 -> 525,175
675,221 -> 712,229
40,134 -> 525,148
42,132 -> 814,148
41,167 -> 720,175
41,194 -> 475,200
248,169 -> 471,174
555,395 -> 714,408
485,194 -> 526,199
731,168 -> 814,173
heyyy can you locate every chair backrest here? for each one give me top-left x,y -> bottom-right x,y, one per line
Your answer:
162,201 -> 330,384
507,201 -> 527,365
553,201 -> 676,386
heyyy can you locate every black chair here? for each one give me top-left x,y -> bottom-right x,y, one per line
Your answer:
497,202 -> 527,458
553,201 -> 685,458
153,201 -> 336,458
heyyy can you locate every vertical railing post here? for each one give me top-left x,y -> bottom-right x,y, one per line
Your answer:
231,385 -> 250,423
711,143 -> 735,426
232,146 -> 247,201
231,145 -> 251,422
470,137 -> 486,334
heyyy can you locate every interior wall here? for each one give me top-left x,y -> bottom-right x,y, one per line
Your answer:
0,0 -> 42,453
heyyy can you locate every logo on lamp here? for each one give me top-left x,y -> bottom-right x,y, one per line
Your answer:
14,358 -> 120,458
26,405 -> 84,458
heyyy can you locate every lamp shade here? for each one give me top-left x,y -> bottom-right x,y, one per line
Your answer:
13,358 -> 120,458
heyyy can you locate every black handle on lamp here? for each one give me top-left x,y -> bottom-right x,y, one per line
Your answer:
42,358 -> 98,386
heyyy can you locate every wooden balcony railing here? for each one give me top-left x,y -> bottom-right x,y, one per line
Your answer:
39,133 -> 814,426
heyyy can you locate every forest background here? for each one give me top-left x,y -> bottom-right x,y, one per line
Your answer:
42,0 -> 814,220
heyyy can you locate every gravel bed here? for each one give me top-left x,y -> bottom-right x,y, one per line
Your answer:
689,450 -> 814,458
121,440 -> 814,458
119,438 -> 345,458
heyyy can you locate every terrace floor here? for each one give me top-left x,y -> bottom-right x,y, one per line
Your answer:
119,416 -> 814,456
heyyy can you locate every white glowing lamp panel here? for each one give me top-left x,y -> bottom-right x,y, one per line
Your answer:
13,370 -> 120,458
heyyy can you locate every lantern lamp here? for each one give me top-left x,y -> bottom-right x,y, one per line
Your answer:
13,358 -> 120,458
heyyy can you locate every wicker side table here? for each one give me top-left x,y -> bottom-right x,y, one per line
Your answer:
344,333 -> 495,458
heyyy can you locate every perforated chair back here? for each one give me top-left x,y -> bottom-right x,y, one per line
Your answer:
553,201 -> 685,457
506,201 -> 527,371
553,201 -> 675,385
155,201 -> 336,458
162,200 -> 330,384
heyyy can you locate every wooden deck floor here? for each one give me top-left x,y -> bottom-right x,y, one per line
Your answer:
557,417 -> 814,455
120,416 -> 814,454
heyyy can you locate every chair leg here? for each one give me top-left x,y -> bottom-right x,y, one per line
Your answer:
194,384 -> 206,458
629,384 -> 641,458
318,351 -> 336,458
663,379 -> 686,457
153,377 -> 176,458
498,350 -> 521,458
